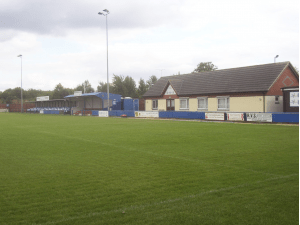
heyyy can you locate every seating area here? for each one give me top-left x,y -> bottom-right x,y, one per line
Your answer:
27,107 -> 71,113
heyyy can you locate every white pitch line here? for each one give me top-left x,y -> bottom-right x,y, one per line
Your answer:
33,173 -> 297,225
37,130 -> 281,177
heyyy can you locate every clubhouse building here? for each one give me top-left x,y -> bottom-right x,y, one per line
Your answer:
143,62 -> 299,113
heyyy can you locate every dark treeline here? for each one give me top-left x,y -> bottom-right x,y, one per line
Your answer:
0,74 -> 158,104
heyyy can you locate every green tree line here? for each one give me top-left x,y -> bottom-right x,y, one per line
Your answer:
0,75 -> 157,104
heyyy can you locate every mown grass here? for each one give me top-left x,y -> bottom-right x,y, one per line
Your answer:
0,113 -> 298,225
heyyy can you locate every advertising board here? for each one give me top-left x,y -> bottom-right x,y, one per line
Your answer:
98,111 -> 109,117
135,111 -> 159,118
74,91 -> 82,96
36,96 -> 49,101
227,113 -> 244,121
246,113 -> 272,122
205,113 -> 225,121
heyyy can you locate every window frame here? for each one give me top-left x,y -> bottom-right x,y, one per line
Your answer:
217,96 -> 230,111
165,85 -> 176,95
197,97 -> 208,110
179,98 -> 189,110
152,99 -> 158,110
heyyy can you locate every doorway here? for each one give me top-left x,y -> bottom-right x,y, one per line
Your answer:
166,99 -> 175,111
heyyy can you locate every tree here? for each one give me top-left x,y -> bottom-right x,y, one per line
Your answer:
75,80 -> 95,93
137,78 -> 148,98
97,81 -> 114,93
110,74 -> 138,98
0,88 -> 23,103
123,76 -> 137,98
0,87 -> 56,103
146,75 -> 158,88
1,88 -> 13,103
52,83 -> 72,99
112,74 -> 126,96
25,88 -> 47,102
193,62 -> 218,73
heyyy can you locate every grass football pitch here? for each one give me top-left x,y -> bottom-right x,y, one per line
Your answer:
0,113 -> 298,225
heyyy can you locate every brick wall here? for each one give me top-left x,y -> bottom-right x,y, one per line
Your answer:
267,66 -> 299,96
0,103 -> 35,112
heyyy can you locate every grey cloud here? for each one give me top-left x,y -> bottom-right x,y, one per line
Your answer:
0,0 -> 181,36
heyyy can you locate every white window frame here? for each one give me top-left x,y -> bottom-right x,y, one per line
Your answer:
179,98 -> 189,110
197,97 -> 208,110
165,85 -> 176,95
217,96 -> 230,111
152,99 -> 158,110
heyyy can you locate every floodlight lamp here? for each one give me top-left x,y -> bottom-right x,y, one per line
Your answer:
98,12 -> 104,15
275,55 -> 279,58
17,55 -> 22,57
103,9 -> 109,14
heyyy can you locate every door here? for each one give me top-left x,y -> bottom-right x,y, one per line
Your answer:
133,99 -> 139,111
166,99 -> 175,111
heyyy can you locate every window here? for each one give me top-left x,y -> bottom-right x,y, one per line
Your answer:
180,98 -> 189,109
217,97 -> 229,110
290,92 -> 299,107
275,96 -> 279,104
198,97 -> 208,110
152,100 -> 158,109
165,85 -> 176,95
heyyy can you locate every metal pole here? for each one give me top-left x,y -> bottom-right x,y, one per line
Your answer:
21,56 -> 23,113
18,55 -> 23,113
98,10 -> 110,112
106,14 -> 109,112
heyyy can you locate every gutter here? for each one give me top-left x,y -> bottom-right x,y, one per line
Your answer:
263,92 -> 266,113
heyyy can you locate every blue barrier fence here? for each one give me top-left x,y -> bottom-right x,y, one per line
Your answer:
272,113 -> 299,123
43,110 -> 60,115
159,111 -> 206,119
92,110 -> 99,116
86,110 -> 299,123
109,110 -> 135,117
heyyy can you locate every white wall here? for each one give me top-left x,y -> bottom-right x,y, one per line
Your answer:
265,96 -> 283,112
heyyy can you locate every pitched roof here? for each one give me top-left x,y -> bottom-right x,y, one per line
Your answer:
143,62 -> 298,97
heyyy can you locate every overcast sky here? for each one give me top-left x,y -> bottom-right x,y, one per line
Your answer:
0,0 -> 299,92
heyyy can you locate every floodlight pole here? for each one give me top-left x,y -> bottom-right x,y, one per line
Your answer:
106,13 -> 109,112
17,55 -> 23,113
98,9 -> 110,112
